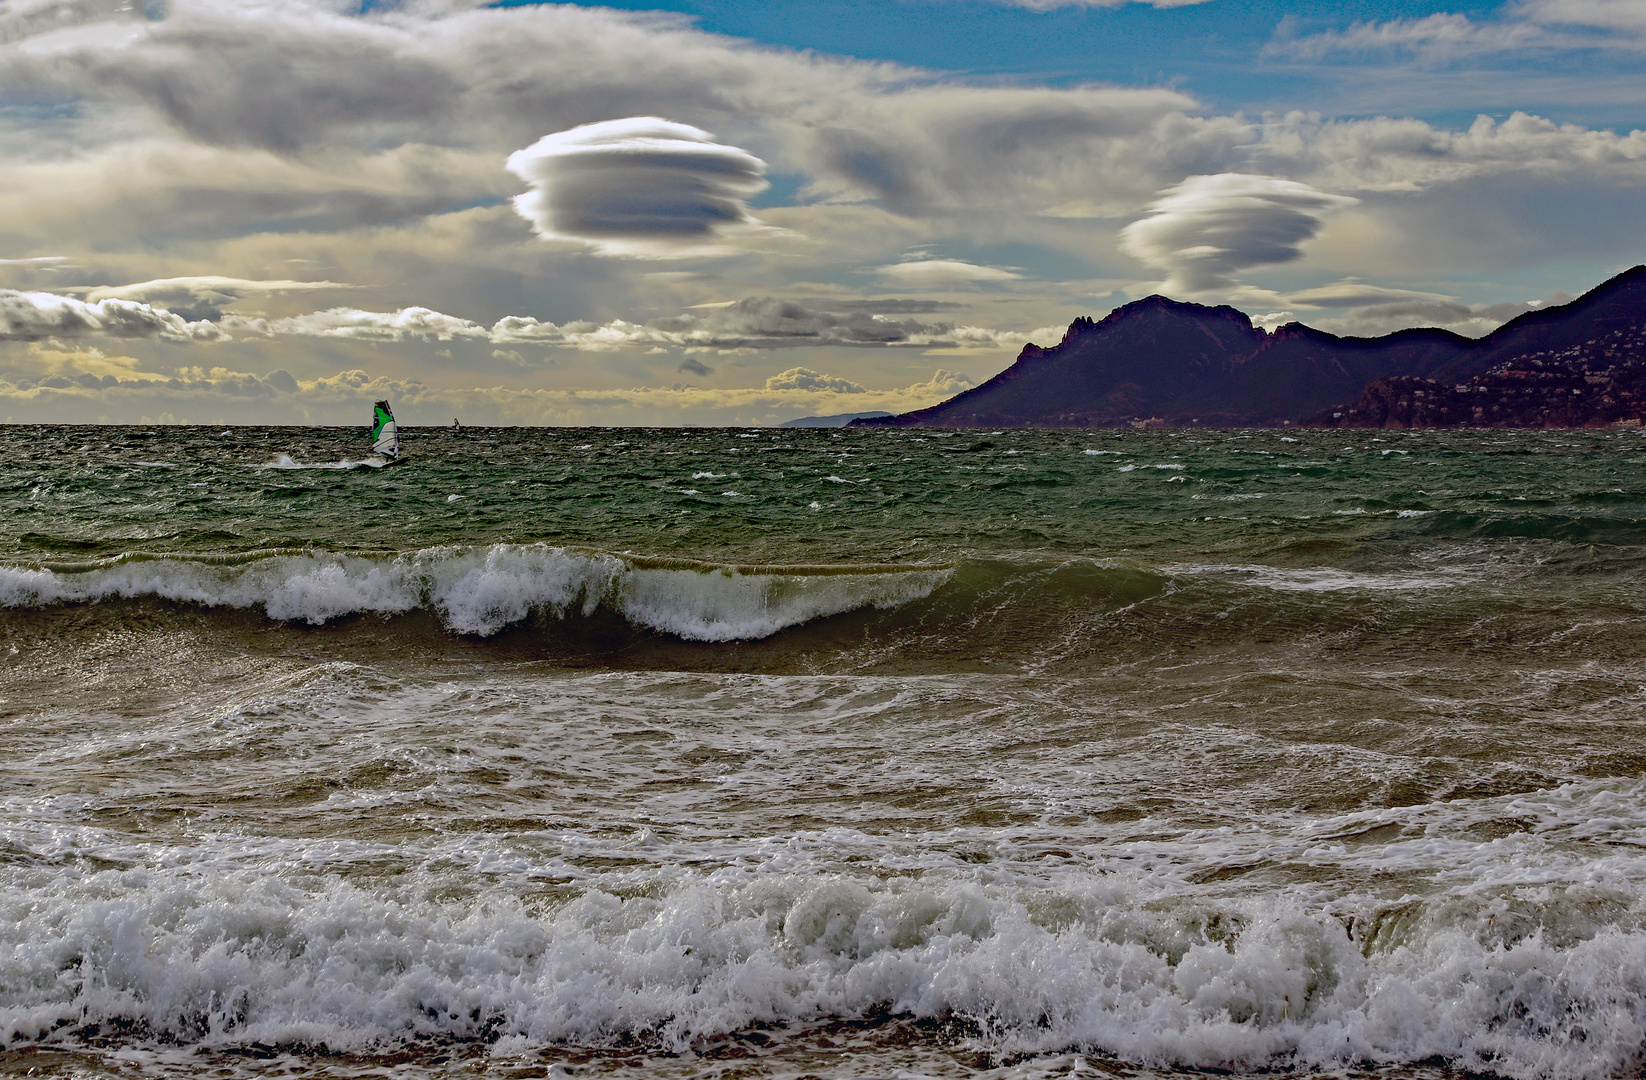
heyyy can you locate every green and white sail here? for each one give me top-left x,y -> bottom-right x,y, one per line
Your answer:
371,400 -> 400,460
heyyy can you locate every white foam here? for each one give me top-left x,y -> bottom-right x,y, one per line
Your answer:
1179,564 -> 1466,592
2,863 -> 1642,1077
0,546 -> 951,641
254,453 -> 386,471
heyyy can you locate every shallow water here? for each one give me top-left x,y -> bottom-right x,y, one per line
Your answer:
3,425 -> 1645,1079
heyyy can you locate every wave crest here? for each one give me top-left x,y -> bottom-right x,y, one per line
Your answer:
0,545 -> 950,642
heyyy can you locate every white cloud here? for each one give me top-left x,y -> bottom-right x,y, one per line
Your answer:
1254,111 -> 1646,194
1267,1 -> 1646,61
764,366 -> 867,393
82,276 -> 351,320
1268,14 -> 1551,61
0,288 -> 219,341
7,293 -> 1036,356
1520,0 -> 1646,33
506,117 -> 770,255
1279,280 -> 1458,308
900,367 -> 975,394
491,296 -> 1034,352
238,306 -> 491,342
1119,173 -> 1358,295
872,259 -> 1023,287
797,84 -> 1216,217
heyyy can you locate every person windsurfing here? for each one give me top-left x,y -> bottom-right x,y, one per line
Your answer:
371,400 -> 401,462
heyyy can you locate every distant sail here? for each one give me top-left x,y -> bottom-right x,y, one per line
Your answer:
371,400 -> 400,460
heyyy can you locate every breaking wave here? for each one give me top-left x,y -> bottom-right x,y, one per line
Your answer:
0,545 -> 951,641
2,864 -> 1643,1077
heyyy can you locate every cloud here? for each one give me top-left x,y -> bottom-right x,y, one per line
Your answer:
489,296 -> 1032,352
800,84 -> 1214,217
1267,14 -> 1552,61
1119,173 -> 1358,296
134,295 -> 1044,355
1267,2 -> 1646,62
0,289 -> 219,341
898,367 -> 975,394
648,296 -> 938,347
1254,111 -> 1646,194
1521,0 -> 1646,33
237,306 -> 491,342
677,356 -> 713,376
506,117 -> 769,255
871,259 -> 1023,287
0,0 -> 150,46
81,276 -> 351,320
765,367 -> 867,393
1279,280 -> 1458,308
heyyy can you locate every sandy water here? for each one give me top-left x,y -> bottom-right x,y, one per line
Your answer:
3,425 -> 1646,1079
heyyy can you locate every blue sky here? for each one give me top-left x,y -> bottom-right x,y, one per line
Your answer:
1,0 -> 1644,423
557,0 -> 1639,127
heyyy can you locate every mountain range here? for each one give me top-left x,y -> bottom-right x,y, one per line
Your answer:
854,266 -> 1646,429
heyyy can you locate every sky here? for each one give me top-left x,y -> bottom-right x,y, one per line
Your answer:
1,0 -> 1644,426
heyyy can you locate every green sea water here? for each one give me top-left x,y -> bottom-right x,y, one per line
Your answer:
3,425 -> 1646,1080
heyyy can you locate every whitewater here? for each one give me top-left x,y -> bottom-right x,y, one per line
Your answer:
3,424 -> 1646,1080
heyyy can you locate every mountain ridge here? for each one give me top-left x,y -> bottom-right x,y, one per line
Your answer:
853,265 -> 1646,429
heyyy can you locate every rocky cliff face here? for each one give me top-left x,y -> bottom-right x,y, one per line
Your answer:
853,266 -> 1646,429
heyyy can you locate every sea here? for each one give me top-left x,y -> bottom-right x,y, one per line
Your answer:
3,424 -> 1646,1080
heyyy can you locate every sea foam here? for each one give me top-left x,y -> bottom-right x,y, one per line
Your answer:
1,864 -> 1642,1077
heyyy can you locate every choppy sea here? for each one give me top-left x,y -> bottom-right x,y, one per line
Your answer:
3,424 -> 1646,1080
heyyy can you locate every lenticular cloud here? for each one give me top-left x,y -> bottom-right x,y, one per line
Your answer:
1119,173 -> 1357,296
506,117 -> 768,253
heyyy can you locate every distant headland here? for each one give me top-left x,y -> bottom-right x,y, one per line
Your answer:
853,266 -> 1646,430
